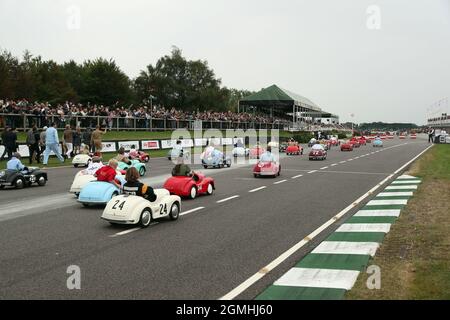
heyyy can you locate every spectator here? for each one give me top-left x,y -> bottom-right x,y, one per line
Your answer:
63,125 -> 73,159
2,127 -> 17,160
73,127 -> 82,155
91,125 -> 107,152
26,125 -> 40,164
43,123 -> 65,166
82,127 -> 92,152
39,126 -> 47,155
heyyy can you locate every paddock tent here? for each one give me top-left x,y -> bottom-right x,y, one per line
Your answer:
238,85 -> 323,123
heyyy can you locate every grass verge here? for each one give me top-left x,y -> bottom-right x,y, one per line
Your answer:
346,144 -> 450,299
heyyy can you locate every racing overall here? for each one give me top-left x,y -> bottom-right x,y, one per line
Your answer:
123,181 -> 157,202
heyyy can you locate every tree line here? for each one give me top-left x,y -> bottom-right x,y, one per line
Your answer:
0,47 -> 253,112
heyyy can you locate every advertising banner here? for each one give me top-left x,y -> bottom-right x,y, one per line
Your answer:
141,140 -> 160,150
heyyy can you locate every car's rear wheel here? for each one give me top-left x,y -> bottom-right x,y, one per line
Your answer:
139,167 -> 146,176
206,183 -> 214,195
145,156 -> 149,163
37,176 -> 46,186
14,178 -> 24,189
82,203 -> 89,207
139,208 -> 152,228
169,202 -> 180,220
0,185 -> 5,189
112,191 -> 119,198
189,186 -> 197,199
74,164 -> 79,168
254,173 -> 258,178
203,165 -> 208,169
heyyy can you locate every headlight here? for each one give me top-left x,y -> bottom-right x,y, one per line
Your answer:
30,175 -> 36,182
0,171 -> 5,177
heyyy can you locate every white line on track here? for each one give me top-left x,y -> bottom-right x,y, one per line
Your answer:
109,223 -> 157,237
348,159 -> 354,161
340,161 -> 346,164
308,170 -> 318,174
249,186 -> 267,193
331,163 -> 338,166
180,207 -> 205,216
219,144 -> 433,300
217,195 -> 240,203
291,174 -> 303,179
274,179 -> 287,185
320,166 -> 329,170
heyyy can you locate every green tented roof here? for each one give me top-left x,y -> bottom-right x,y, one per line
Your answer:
239,85 -> 321,112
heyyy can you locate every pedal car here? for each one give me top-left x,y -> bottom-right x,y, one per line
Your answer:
330,137 -> 340,146
101,189 -> 181,227
340,141 -> 354,151
164,172 -> 214,199
285,145 -> 303,155
201,152 -> 231,168
308,138 -> 317,147
232,146 -> 249,157
118,159 -> 147,176
69,168 -> 125,196
373,138 -> 384,147
129,151 -> 150,163
253,161 -> 281,178
309,145 -> 327,160
72,154 -> 91,167
249,145 -> 265,159
78,181 -> 124,207
0,167 -> 47,189
349,140 -> 360,148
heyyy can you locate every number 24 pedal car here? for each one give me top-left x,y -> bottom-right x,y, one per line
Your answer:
101,189 -> 181,228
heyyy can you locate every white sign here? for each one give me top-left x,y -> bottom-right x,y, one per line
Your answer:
161,139 -> 177,149
0,145 -> 4,157
222,138 -> 233,145
101,142 -> 117,153
181,139 -> 194,148
194,138 -> 208,147
141,140 -> 160,150
233,137 -> 245,145
209,138 -> 221,146
118,141 -> 139,151
18,145 -> 30,157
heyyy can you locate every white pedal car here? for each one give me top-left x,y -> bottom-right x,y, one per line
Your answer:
232,147 -> 249,157
101,189 -> 181,227
72,154 -> 91,167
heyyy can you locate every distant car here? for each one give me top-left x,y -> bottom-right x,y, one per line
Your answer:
309,147 -> 327,160
0,167 -> 47,189
164,172 -> 214,199
78,181 -> 121,207
202,153 -> 231,169
308,139 -> 317,147
101,190 -> 181,227
340,142 -> 354,151
285,145 -> 303,155
130,151 -> 150,163
72,154 -> 91,167
349,140 -> 360,148
279,143 -> 288,153
364,136 -> 372,143
118,159 -> 147,176
357,137 -> 367,146
373,138 -> 384,147
410,134 -> 417,139
330,138 -> 340,146
232,146 -> 249,157
253,161 -> 281,178
249,145 -> 265,159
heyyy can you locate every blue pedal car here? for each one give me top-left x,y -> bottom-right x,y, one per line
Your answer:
373,138 -> 383,147
118,160 -> 147,176
201,150 -> 232,169
78,181 -> 121,207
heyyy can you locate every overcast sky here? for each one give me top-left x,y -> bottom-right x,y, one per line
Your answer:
1,0 -> 449,124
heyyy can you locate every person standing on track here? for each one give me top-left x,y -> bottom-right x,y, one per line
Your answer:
43,123 -> 65,166
82,127 -> 92,152
91,125 -> 106,152
428,128 -> 435,143
39,126 -> 47,155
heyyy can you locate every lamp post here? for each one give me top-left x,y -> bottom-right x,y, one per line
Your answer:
351,113 -> 355,136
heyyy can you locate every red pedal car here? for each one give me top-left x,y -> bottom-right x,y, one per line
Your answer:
349,140 -> 360,148
340,141 -> 354,151
285,145 -> 303,155
253,161 -> 281,178
163,172 -> 214,199
249,145 -> 265,159
129,150 -> 150,163
309,147 -> 327,160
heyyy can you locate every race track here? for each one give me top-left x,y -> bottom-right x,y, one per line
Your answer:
0,137 -> 430,299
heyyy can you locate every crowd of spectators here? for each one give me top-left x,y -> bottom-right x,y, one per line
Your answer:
0,99 -> 348,131
0,99 -> 288,130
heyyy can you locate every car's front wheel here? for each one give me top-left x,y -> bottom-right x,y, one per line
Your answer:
169,202 -> 180,220
37,176 -> 46,186
139,208 -> 152,228
189,186 -> 197,199
206,183 -> 214,195
139,167 -> 146,176
14,178 -> 25,189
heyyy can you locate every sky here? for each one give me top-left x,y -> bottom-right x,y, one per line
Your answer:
1,0 -> 449,125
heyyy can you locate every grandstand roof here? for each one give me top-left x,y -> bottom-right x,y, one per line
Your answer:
239,84 -> 322,112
